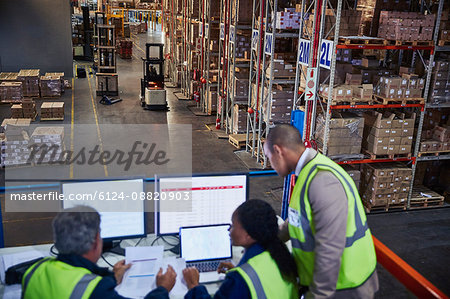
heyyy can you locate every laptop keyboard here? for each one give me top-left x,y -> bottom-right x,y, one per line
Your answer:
188,261 -> 221,273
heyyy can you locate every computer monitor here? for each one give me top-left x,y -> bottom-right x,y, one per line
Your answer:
155,173 -> 248,236
61,178 -> 146,254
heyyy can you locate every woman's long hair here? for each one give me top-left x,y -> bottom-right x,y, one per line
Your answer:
235,199 -> 298,281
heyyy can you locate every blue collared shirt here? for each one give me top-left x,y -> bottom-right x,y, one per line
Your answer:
184,243 -> 265,299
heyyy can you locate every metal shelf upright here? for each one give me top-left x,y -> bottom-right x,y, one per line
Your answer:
217,0 -> 232,131
180,0 -> 190,96
200,0 -> 220,114
225,0 -> 252,132
246,0 -> 265,159
248,0 -> 300,167
410,0 -> 448,192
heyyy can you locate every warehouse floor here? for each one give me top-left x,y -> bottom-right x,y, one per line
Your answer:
1,30 -> 449,297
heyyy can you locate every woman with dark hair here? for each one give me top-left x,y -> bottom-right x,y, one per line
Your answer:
183,199 -> 299,299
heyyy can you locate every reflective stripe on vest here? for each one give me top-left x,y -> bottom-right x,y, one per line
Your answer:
290,163 -> 369,252
229,251 -> 298,299
240,263 -> 267,299
69,274 -> 99,299
21,258 -> 50,299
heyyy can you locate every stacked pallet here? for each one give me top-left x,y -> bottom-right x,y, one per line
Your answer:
234,35 -> 251,59
206,85 -> 218,114
232,104 -> 247,134
429,60 -> 449,105
342,164 -> 361,191
420,125 -> 450,154
0,120 -> 32,167
40,75 -> 62,97
375,75 -> 424,102
319,83 -> 373,104
40,102 -> 65,121
118,39 -> 133,59
438,9 -> 449,46
45,72 -> 65,93
0,82 -> 22,103
315,112 -> 364,156
29,127 -> 65,164
361,163 -> 412,211
302,9 -> 361,37
10,99 -> 37,119
377,11 -> 435,41
263,86 -> 293,123
276,9 -> 302,30
362,111 -> 415,157
18,69 -> 40,97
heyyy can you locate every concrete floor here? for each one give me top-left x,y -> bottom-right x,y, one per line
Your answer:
1,30 -> 449,297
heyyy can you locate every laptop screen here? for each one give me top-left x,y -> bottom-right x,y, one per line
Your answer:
180,224 -> 232,262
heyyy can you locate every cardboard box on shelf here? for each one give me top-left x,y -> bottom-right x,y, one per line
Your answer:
345,73 -> 362,85
362,57 -> 379,68
363,111 -> 394,129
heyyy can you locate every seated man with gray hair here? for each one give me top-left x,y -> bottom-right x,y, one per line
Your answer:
21,206 -> 176,299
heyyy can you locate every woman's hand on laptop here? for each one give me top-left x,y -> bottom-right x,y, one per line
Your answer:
217,262 -> 234,273
182,267 -> 200,289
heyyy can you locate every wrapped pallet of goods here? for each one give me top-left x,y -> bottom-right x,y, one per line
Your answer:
1,119 -> 32,167
40,75 -> 62,97
17,69 -> 40,98
45,72 -> 65,93
0,82 -> 23,103
29,127 -> 65,164
315,112 -> 365,156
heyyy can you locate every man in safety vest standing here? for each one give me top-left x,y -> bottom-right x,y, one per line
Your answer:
263,124 -> 379,298
22,206 -> 176,299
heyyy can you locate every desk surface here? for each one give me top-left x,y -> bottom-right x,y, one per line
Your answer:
0,234 -> 245,299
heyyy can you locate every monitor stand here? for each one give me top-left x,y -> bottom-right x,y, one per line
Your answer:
102,240 -> 125,256
169,243 -> 180,255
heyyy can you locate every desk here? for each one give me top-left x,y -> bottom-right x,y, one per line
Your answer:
0,234 -> 245,299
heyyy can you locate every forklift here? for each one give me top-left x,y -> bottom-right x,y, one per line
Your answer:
140,43 -> 168,110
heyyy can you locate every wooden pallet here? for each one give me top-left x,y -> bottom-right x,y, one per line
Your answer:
267,78 -> 296,82
14,113 -> 37,122
410,186 -> 445,209
40,95 -> 62,99
365,202 -> 407,213
0,100 -> 22,105
321,96 -> 375,106
40,117 -> 65,121
338,37 -> 387,46
229,134 -> 247,149
1,162 -> 34,169
364,149 -> 412,160
410,198 -> 444,209
418,150 -> 450,157
438,40 -> 450,46
373,95 -> 425,105
386,40 -> 433,46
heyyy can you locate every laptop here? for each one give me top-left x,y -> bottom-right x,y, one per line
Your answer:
180,224 -> 232,283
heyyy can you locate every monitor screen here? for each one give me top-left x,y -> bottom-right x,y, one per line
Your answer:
180,224 -> 231,262
155,173 -> 248,235
62,179 -> 146,240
